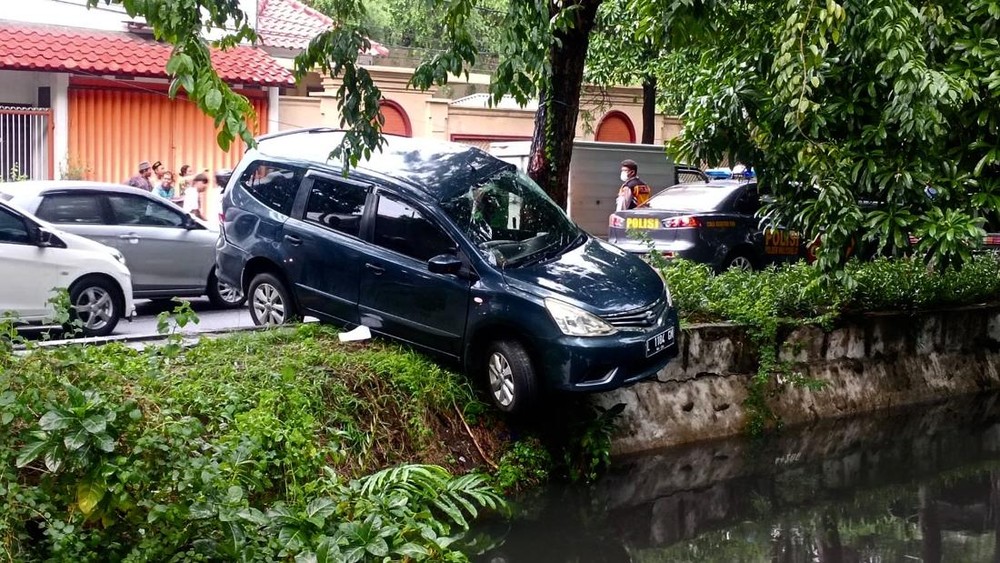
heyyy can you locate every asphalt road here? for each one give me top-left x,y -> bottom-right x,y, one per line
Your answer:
120,298 -> 256,336
15,298 -> 258,342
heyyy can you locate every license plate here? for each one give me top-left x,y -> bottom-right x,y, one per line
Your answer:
645,327 -> 674,357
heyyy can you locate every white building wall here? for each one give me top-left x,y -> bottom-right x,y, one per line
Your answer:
0,70 -> 48,105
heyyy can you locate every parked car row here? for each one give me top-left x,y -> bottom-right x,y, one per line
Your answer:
0,182 -> 244,337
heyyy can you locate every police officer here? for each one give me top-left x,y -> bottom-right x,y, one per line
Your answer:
616,159 -> 651,211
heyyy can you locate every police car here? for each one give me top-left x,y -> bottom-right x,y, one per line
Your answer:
607,180 -> 805,272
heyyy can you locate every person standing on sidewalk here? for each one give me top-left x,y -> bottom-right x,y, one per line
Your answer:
182,173 -> 209,220
125,161 -> 154,191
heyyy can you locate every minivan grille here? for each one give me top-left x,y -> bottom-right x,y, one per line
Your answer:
602,299 -> 666,329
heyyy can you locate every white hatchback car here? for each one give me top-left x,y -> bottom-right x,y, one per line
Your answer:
0,200 -> 135,337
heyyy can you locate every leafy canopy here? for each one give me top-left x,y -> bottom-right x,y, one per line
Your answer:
660,0 -> 1000,273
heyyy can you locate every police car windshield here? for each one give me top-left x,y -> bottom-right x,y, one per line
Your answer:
441,169 -> 580,268
646,185 -> 739,211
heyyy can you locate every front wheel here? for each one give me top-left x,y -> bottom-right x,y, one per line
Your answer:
207,270 -> 245,309
68,276 -> 122,337
484,340 -> 539,415
248,273 -> 298,327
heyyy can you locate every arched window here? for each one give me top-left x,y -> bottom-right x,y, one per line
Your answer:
379,100 -> 412,137
595,111 -> 636,143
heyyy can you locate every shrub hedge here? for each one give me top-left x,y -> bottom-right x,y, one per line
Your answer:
1,323 -> 505,561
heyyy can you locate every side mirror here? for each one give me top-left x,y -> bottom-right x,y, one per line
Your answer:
35,228 -> 66,249
26,223 -> 41,245
183,215 -> 200,230
428,254 -> 462,275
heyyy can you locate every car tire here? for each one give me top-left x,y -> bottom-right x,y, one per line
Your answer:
68,276 -> 122,338
248,272 -> 298,327
484,339 -> 539,415
207,270 -> 246,309
723,251 -> 755,272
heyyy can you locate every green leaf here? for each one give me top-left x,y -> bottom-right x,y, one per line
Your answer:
39,410 -> 70,431
1,412 -> 13,425
205,88 -> 223,112
237,507 -> 269,527
95,433 -> 116,453
77,481 -> 106,515
15,440 -> 49,468
394,543 -> 431,558
81,414 -> 107,434
64,428 -> 88,451
226,485 -> 243,504
306,497 -> 337,521
44,450 -> 63,473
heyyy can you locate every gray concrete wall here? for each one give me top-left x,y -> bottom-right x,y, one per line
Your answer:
597,305 -> 1000,455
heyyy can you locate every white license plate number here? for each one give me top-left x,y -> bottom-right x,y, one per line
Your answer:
645,327 -> 674,357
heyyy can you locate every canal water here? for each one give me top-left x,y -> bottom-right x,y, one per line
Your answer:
469,392 -> 1000,562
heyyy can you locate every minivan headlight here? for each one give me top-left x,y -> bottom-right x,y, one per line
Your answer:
544,298 -> 616,337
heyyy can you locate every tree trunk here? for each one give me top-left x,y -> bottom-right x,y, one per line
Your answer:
527,0 -> 603,209
642,75 -> 656,144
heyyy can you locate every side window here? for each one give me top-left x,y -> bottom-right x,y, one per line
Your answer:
238,162 -> 304,216
304,177 -> 368,237
734,188 -> 760,215
0,207 -> 30,244
107,195 -> 185,227
373,195 -> 456,262
35,194 -> 106,224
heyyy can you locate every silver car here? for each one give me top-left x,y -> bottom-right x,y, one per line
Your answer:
0,181 -> 243,308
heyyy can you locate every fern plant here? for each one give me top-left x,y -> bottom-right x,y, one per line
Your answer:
233,464 -> 504,562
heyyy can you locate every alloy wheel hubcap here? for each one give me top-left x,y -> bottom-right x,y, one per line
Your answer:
217,281 -> 243,304
252,283 -> 286,326
730,256 -> 753,271
488,352 -> 515,407
74,287 -> 114,331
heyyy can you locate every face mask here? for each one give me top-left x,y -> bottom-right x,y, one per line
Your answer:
620,171 -> 629,182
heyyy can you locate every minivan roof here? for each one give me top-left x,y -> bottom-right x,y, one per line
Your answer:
253,128 -> 512,200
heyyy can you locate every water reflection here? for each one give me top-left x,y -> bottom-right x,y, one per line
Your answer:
470,393 -> 1000,562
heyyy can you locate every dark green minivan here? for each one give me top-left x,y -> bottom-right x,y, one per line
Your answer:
216,129 -> 680,413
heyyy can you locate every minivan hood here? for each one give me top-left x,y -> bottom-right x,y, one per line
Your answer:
501,237 -> 664,314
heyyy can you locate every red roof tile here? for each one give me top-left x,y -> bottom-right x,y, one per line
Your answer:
257,0 -> 388,55
0,21 -> 294,86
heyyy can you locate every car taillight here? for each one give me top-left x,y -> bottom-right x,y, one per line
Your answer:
218,212 -> 225,224
663,216 -> 702,228
609,215 -> 625,228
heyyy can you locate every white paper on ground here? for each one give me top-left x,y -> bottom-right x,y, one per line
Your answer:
338,325 -> 372,342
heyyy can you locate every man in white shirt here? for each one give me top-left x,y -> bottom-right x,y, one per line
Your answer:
183,173 -> 209,220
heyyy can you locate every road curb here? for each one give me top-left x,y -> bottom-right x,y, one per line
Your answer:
14,324 -> 267,351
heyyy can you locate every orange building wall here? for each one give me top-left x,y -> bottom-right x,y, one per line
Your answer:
68,81 -> 268,184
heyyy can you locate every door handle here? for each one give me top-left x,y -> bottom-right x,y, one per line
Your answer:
118,234 -> 140,243
365,263 -> 385,275
283,234 -> 302,246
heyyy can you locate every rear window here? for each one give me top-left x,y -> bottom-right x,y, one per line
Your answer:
646,185 -> 738,212
36,194 -> 106,224
238,162 -> 304,216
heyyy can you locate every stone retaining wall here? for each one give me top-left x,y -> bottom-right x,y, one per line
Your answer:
596,305 -> 1000,455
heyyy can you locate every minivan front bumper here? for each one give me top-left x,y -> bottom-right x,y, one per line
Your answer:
536,307 -> 681,392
